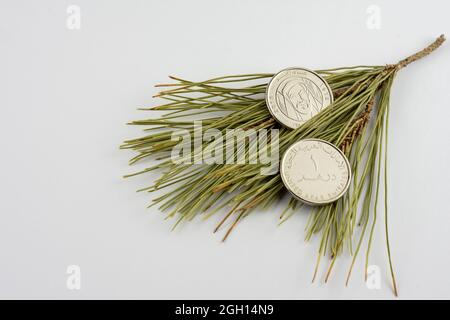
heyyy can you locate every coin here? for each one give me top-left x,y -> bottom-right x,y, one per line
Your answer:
265,67 -> 333,129
280,139 -> 351,205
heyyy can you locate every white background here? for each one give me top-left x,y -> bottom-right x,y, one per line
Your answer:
1,0 -> 449,299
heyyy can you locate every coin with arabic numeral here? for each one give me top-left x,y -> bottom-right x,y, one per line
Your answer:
266,67 -> 333,129
280,139 -> 351,205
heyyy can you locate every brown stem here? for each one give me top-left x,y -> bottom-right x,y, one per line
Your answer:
339,35 -> 446,151
396,34 -> 446,70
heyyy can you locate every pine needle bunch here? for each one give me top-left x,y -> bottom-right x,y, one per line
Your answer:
121,36 -> 445,295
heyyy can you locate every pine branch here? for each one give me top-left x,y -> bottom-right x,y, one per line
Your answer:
122,35 -> 445,295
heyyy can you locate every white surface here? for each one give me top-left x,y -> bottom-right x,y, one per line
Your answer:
1,0 -> 449,299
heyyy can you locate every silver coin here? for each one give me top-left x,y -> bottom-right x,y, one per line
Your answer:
280,139 -> 351,205
266,67 -> 333,129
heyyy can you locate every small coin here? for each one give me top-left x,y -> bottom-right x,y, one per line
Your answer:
265,67 -> 333,129
280,139 -> 351,205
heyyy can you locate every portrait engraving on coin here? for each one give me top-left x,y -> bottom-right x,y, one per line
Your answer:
280,139 -> 351,205
266,68 -> 333,129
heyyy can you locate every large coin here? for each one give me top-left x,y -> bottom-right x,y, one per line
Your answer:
280,139 -> 351,205
266,67 -> 333,129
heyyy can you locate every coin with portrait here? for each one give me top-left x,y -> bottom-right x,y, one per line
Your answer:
266,68 -> 333,129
